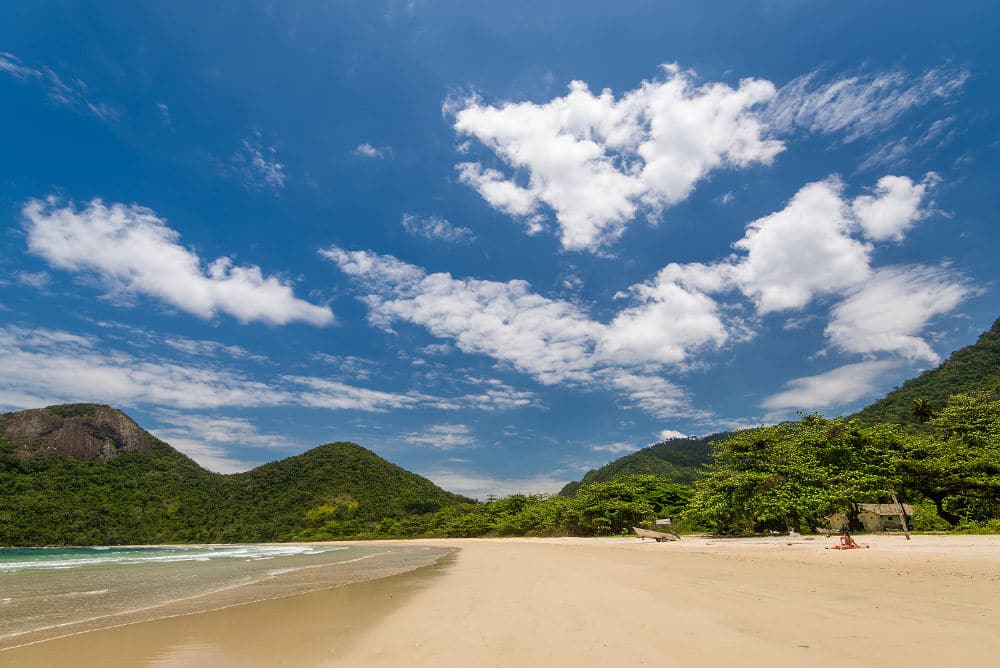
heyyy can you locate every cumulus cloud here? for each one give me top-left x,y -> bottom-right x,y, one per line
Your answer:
322,246 -> 718,419
851,173 -> 938,241
353,143 -> 393,159
401,213 -> 475,244
23,197 -> 334,327
402,424 -> 476,449
765,66 -> 968,142
0,51 -> 117,120
825,265 -> 976,363
232,134 -> 286,192
657,429 -> 688,441
761,360 -> 901,414
731,178 -> 873,313
324,167 -> 968,420
450,64 -> 782,252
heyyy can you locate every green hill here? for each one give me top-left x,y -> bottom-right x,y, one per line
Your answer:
559,435 -> 720,496
0,404 -> 470,546
854,316 -> 1000,425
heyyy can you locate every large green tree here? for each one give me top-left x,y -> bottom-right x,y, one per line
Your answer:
685,417 -> 894,533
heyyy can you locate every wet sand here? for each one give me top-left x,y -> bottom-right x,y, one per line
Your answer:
4,535 -> 999,667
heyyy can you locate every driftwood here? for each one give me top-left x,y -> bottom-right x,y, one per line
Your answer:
633,526 -> 680,542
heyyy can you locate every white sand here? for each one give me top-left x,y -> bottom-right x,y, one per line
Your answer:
4,535 -> 999,667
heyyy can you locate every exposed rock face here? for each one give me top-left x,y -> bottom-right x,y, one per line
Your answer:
0,404 -> 153,462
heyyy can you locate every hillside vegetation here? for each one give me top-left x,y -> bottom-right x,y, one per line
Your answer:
0,404 -> 469,545
854,317 -> 1000,425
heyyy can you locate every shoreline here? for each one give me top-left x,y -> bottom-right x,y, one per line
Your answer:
4,535 -> 1000,666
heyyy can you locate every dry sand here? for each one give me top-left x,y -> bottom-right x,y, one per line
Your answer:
3,534 -> 999,667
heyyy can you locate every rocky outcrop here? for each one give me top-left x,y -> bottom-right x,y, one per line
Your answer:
0,404 -> 153,462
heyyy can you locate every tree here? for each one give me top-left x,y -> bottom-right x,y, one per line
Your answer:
911,398 -> 937,423
893,392 -> 1000,526
685,417 -> 894,534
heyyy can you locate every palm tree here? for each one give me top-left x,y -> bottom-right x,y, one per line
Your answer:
911,398 -> 937,423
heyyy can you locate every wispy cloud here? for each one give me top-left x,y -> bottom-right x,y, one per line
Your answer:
23,197 -> 333,326
353,143 -> 393,160
232,133 -> 286,192
0,325 -> 539,415
761,360 -> 902,416
765,66 -> 968,142
402,423 -> 476,449
401,213 -> 475,244
149,410 -> 293,473
0,51 -> 118,120
420,467 -> 569,499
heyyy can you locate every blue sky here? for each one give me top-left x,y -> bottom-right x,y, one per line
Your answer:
1,2 -> 997,498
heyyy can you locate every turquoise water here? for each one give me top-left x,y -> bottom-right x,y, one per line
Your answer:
0,544 -> 448,650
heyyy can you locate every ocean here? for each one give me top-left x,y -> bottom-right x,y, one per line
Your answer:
0,543 -> 450,650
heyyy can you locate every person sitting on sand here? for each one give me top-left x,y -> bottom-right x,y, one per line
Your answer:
826,528 -> 869,550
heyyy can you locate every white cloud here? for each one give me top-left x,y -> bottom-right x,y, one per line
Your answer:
451,64 -> 782,252
233,134 -> 286,192
23,197 -> 334,326
402,424 -> 476,449
732,178 -> 873,313
12,271 -> 51,289
589,442 -> 639,454
322,246 -> 717,419
0,325 -> 533,415
0,51 -> 117,120
0,325 -> 292,411
825,265 -> 974,363
761,360 -> 901,414
322,171 -> 954,421
401,213 -> 475,244
766,66 -> 968,142
657,429 -> 688,441
851,173 -> 938,242
353,143 -> 393,159
420,467 -> 569,499
149,410 -> 292,473
322,246 -> 603,384
163,337 -> 269,363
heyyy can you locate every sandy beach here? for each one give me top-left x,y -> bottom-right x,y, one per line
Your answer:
4,534 -> 999,667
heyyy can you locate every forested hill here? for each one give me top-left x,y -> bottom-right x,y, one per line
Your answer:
0,404 -> 470,545
854,316 -> 1000,425
559,435 -> 720,496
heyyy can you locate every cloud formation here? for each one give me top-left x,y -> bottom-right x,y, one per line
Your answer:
23,197 -> 334,326
761,360 -> 901,413
450,64 -> 964,254
451,64 -> 782,252
326,170 -> 970,418
0,325 -> 537,415
322,246 -> 717,419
